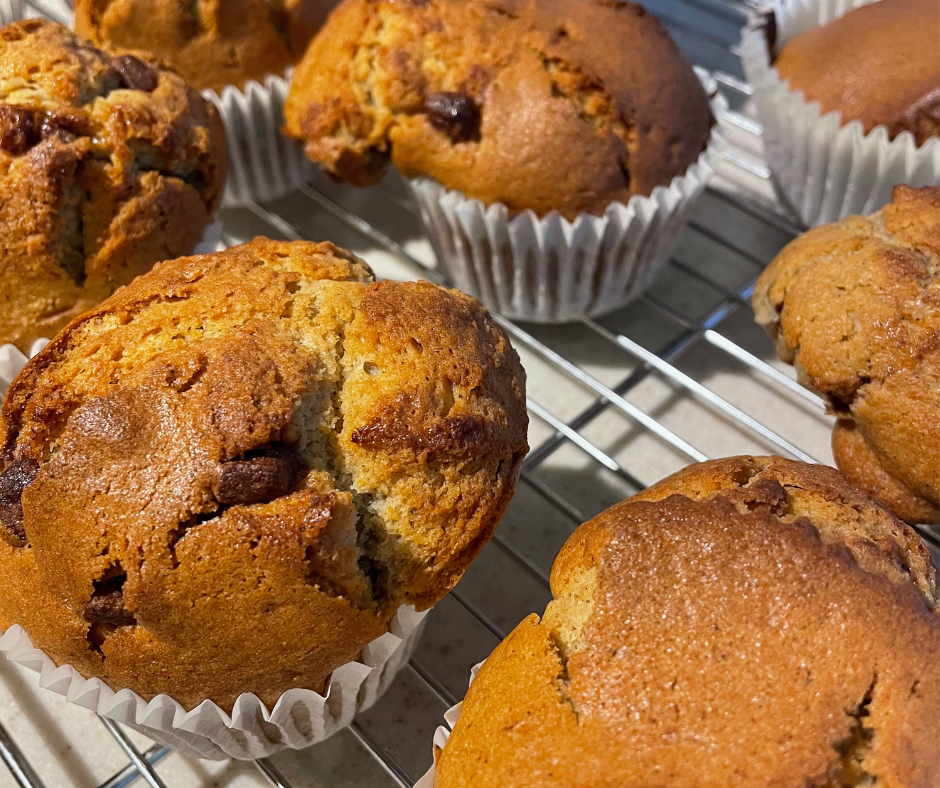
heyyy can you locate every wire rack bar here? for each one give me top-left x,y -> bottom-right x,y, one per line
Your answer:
0,719 -> 46,788
98,719 -> 169,788
98,747 -> 172,788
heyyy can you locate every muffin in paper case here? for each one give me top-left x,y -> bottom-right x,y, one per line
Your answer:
409,69 -> 727,324
0,0 -> 310,207
740,0 -> 940,228
0,336 -> 431,760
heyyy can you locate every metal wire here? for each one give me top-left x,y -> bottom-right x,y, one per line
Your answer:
0,719 -> 46,788
97,719 -> 170,788
6,2 -> 934,788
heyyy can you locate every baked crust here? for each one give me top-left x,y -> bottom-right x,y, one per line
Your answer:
74,0 -> 336,92
0,238 -> 528,711
753,185 -> 940,524
283,0 -> 713,220
435,456 -> 939,788
0,19 -> 228,353
774,0 -> 940,145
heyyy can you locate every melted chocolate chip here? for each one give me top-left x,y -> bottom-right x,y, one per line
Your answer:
83,590 -> 136,626
83,563 -> 135,627
0,106 -> 37,155
425,91 -> 481,143
216,445 -> 304,507
38,108 -> 90,143
764,9 -> 778,59
110,55 -> 158,92
0,458 -> 39,545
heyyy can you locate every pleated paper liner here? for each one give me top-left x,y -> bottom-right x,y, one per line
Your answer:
414,662 -> 481,788
409,68 -> 728,323
208,71 -> 315,208
740,0 -> 940,228
0,608 -> 427,760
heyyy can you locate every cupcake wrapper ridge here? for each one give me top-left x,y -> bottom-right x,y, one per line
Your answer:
410,68 -> 726,323
414,662 -> 482,788
208,73 -> 315,208
740,0 -> 940,228
0,609 -> 427,760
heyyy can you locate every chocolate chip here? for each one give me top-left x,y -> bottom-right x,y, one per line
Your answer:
425,91 -> 481,143
0,106 -> 37,155
83,589 -> 136,626
764,9 -> 778,59
84,563 -> 135,627
38,108 -> 90,143
216,445 -> 304,507
0,458 -> 39,545
110,55 -> 158,92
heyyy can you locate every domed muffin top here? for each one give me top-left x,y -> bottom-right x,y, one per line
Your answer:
753,185 -> 940,523
0,18 -> 227,351
75,0 -> 336,92
435,456 -> 938,787
0,238 -> 527,709
774,0 -> 940,145
284,0 -> 713,219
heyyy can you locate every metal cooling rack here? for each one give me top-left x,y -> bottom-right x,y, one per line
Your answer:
2,0 -> 938,786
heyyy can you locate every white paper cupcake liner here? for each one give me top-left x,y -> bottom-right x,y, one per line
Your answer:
0,609 -> 427,760
1,341 -> 430,761
208,72 -> 315,208
414,662 -> 482,788
0,0 -> 24,24
740,0 -> 940,228
409,68 -> 726,323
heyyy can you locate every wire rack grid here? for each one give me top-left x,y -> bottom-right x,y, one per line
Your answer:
1,0 -> 938,786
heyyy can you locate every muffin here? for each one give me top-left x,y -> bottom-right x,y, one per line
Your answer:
74,0 -> 337,93
0,19 -> 227,354
284,0 -> 713,220
740,0 -> 940,228
433,456 -> 939,788
774,0 -> 939,146
753,185 -> 940,524
0,237 -> 528,711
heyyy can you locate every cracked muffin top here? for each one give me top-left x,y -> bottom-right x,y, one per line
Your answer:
774,0 -> 940,146
0,237 -> 528,710
0,19 -> 227,354
75,0 -> 338,93
283,0 -> 713,219
753,185 -> 940,525
434,456 -> 939,788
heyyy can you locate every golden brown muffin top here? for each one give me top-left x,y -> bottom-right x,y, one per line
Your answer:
435,456 -> 939,788
0,238 -> 527,709
75,0 -> 336,92
284,0 -> 713,220
753,185 -> 940,522
0,19 -> 227,351
774,0 -> 940,145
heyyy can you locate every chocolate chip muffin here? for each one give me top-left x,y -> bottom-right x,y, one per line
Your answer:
75,0 -> 338,93
283,0 -> 713,220
0,237 -> 528,711
774,0 -> 940,145
0,19 -> 227,354
753,185 -> 940,525
434,456 -> 939,788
